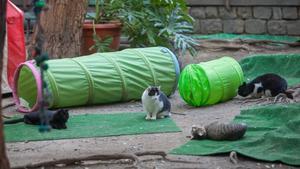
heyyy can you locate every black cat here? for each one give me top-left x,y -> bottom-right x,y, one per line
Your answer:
4,109 -> 69,129
238,73 -> 293,99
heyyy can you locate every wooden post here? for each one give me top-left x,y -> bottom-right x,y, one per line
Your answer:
30,0 -> 88,59
0,0 -> 11,168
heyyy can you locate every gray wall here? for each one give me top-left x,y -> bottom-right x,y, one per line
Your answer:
188,0 -> 300,35
11,0 -> 300,35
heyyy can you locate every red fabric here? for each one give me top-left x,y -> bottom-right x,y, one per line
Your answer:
6,0 -> 26,88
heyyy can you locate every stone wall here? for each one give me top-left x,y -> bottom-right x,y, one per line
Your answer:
188,0 -> 300,35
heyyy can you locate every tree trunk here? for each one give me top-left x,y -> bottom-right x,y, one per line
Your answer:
0,0 -> 11,168
30,0 -> 88,59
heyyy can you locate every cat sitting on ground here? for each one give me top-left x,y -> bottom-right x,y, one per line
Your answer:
4,109 -> 69,129
238,73 -> 293,99
141,86 -> 171,120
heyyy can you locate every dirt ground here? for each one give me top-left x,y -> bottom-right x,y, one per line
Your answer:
2,43 -> 300,169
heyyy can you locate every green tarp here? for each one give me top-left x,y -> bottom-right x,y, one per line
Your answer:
4,113 -> 181,142
239,54 -> 300,87
170,104 -> 300,166
193,33 -> 300,42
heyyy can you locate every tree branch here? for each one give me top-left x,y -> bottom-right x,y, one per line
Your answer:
0,0 -> 11,168
12,151 -> 201,169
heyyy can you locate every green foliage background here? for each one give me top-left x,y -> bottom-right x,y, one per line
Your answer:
88,0 -> 197,56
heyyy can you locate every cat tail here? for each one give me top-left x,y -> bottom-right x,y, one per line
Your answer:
3,118 -> 24,124
283,91 -> 294,99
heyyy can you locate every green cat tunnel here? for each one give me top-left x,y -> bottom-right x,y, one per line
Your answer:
179,57 -> 244,107
13,47 -> 180,112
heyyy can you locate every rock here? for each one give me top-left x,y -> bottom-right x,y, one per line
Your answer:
223,20 -> 244,33
272,7 -> 282,20
237,7 -> 252,19
282,7 -> 298,19
267,20 -> 286,35
219,7 -> 237,19
190,7 -> 206,19
287,20 -> 300,35
205,7 -> 218,18
253,7 -> 272,19
245,19 -> 266,34
200,19 -> 222,34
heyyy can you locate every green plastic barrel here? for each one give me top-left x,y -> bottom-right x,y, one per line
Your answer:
179,57 -> 244,107
13,47 -> 180,112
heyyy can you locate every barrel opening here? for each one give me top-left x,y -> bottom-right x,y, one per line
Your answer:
13,62 -> 41,112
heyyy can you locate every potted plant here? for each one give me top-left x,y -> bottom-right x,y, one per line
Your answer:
83,0 -> 197,56
82,0 -> 122,55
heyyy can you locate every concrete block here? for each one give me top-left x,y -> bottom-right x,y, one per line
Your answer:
237,7 -> 252,19
219,7 -> 237,19
287,20 -> 300,35
190,7 -> 206,19
245,19 -> 266,34
223,20 -> 244,33
272,7 -> 282,20
282,7 -> 298,19
200,19 -> 222,34
193,19 -> 202,33
267,20 -> 286,35
205,7 -> 218,18
253,7 -> 272,19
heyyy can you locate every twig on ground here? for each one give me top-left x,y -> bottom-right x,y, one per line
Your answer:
171,112 -> 186,116
136,151 -> 200,164
12,153 -> 139,169
234,97 -> 270,104
239,39 -> 300,47
289,84 -> 300,90
135,151 -> 167,158
229,151 -> 238,164
196,42 -> 251,51
11,151 -> 201,169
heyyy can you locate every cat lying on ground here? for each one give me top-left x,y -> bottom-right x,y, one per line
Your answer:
4,109 -> 69,129
238,73 -> 293,99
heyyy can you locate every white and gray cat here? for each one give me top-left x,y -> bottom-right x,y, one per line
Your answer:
142,86 -> 171,120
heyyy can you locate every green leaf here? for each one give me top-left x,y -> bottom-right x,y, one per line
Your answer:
89,0 -> 198,56
89,22 -> 113,53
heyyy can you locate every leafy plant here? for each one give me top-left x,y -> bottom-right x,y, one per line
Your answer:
89,22 -> 113,53
86,0 -> 198,56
